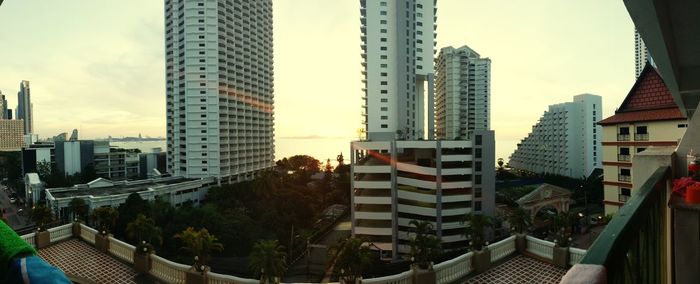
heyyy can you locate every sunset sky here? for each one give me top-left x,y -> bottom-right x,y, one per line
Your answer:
0,0 -> 637,161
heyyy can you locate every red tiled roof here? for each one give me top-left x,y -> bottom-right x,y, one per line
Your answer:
599,64 -> 686,125
619,65 -> 678,111
598,107 -> 685,125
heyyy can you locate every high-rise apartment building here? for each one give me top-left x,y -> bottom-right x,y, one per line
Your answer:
509,94 -> 603,178
351,0 -> 495,260
360,0 -> 436,140
0,119 -> 25,151
435,45 -> 491,139
164,0 -> 275,182
635,30 -> 654,78
0,91 -> 7,120
16,80 -> 33,134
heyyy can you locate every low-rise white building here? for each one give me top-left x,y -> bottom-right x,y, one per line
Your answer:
45,176 -> 217,221
509,94 -> 602,178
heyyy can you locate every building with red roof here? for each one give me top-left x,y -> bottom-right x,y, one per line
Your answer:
599,64 -> 687,215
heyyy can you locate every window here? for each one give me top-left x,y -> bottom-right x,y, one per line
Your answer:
381,64 -> 387,68
635,126 -> 649,141
619,168 -> 631,182
381,116 -> 388,120
380,46 -> 387,51
381,124 -> 388,128
380,72 -> 388,76
380,55 -> 387,59
381,107 -> 388,111
678,123 -> 688,128
380,29 -> 387,33
475,201 -> 482,211
618,147 -> 630,161
380,90 -> 388,94
637,147 -> 646,153
618,127 -> 630,141
380,11 -> 387,15
380,81 -> 387,85
475,148 -> 482,158
475,175 -> 481,185
380,2 -> 387,6
475,162 -> 482,172
475,135 -> 482,145
380,20 -> 387,24
380,38 -> 387,42
380,98 -> 388,102
475,189 -> 482,198
619,188 -> 631,202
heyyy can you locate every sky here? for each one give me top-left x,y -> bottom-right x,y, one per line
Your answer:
0,0 -> 637,162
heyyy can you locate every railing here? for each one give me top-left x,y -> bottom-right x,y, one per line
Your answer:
21,232 -> 35,248
576,166 -> 669,283
79,223 -> 97,244
526,235 -> 555,260
568,247 -> 586,266
363,269 -> 413,284
488,235 -> 516,263
150,254 -> 189,284
108,236 -> 135,264
634,133 -> 649,141
48,223 -> 73,243
434,251 -> 473,284
618,154 -> 631,162
618,174 -> 632,182
207,271 -> 258,284
617,134 -> 630,141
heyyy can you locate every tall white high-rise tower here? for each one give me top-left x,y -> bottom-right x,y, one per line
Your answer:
635,30 -> 654,78
360,0 -> 436,140
164,0 -> 275,182
435,45 -> 491,139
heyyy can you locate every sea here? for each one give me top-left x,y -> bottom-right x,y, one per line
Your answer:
111,137 -> 355,166
113,138 -> 516,167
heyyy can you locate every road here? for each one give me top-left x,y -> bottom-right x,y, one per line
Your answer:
0,184 -> 31,230
283,216 -> 351,283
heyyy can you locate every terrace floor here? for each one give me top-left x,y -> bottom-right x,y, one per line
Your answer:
38,239 -> 141,284
464,255 -> 568,284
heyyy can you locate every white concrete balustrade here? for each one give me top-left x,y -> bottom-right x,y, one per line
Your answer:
48,223 -> 73,243
488,235 -> 517,263
526,235 -> 555,259
435,251 -> 474,284
20,222 -> 585,284
108,236 -> 135,264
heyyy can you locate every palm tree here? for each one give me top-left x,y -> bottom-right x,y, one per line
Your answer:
174,227 -> 224,272
462,213 -> 493,251
69,198 -> 87,221
30,204 -> 54,231
249,239 -> 287,283
91,207 -> 118,234
126,214 -> 162,254
328,237 -> 372,283
408,220 -> 440,269
549,212 -> 573,247
509,207 -> 531,234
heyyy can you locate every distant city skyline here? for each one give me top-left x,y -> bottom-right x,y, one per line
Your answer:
0,0 -> 638,162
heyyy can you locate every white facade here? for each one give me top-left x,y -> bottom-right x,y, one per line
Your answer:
351,136 -> 495,258
45,176 -> 217,221
435,46 -> 491,139
635,30 -> 654,78
165,0 -> 275,182
361,0 -> 436,140
509,94 -> 603,178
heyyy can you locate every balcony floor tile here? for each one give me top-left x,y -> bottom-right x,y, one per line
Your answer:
464,255 -> 567,284
38,239 -> 138,284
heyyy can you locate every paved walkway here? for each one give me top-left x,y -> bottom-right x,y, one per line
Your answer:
284,217 -> 351,283
464,255 -> 568,284
38,239 -> 139,284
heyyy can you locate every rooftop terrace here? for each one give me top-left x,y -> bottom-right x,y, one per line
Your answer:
47,177 -> 191,199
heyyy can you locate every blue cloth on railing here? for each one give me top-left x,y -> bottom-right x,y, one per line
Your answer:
5,255 -> 71,284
